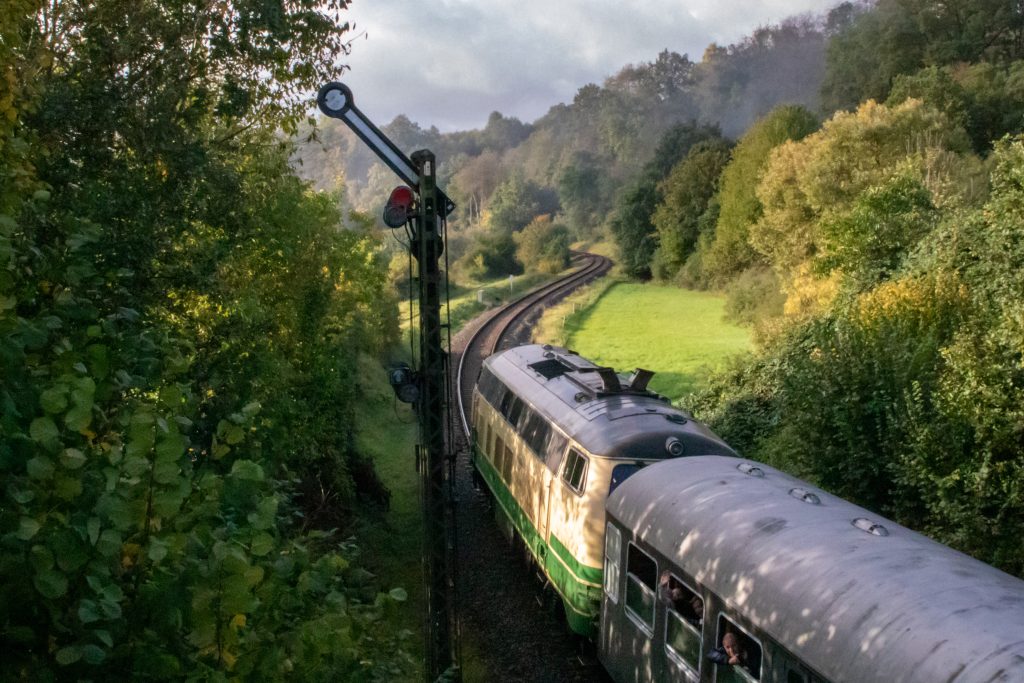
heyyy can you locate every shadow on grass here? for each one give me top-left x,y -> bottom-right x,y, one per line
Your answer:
562,281 -> 621,341
649,370 -> 704,400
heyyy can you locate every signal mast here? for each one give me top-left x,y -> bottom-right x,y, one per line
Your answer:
317,83 -> 460,683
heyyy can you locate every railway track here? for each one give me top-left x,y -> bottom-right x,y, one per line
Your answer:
448,252 -> 613,682
454,252 -> 611,436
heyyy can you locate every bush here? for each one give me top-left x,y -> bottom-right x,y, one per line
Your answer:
514,215 -> 571,275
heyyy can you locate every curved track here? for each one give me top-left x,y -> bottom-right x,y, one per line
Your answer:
455,253 -> 611,435
448,253 -> 613,682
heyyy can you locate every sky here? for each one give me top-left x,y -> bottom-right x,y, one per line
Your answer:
335,0 -> 835,132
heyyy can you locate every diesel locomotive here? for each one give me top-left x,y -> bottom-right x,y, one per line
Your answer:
469,343 -> 736,636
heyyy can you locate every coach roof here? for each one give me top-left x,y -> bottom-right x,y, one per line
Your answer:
607,455 -> 1024,683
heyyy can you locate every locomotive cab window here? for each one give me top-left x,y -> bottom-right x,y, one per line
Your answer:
624,543 -> 657,634
713,615 -> 762,683
609,462 -> 646,496
562,449 -> 588,494
603,522 -> 623,604
662,572 -> 703,677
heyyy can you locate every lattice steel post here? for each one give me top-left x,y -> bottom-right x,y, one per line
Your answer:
411,149 -> 459,682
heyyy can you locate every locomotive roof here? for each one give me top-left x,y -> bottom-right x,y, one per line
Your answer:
607,455 -> 1024,683
483,344 -> 735,460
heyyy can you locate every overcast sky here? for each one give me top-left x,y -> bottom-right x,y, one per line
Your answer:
335,0 -> 835,132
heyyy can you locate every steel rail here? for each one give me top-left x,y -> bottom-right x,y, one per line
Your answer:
454,253 -> 611,438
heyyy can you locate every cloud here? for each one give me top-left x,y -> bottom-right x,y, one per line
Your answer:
338,0 -> 831,132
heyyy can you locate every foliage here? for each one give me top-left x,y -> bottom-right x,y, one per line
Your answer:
0,0 -> 413,677
650,138 -> 733,281
484,175 -> 547,235
701,105 -> 819,285
752,99 -> 978,313
557,153 -> 606,238
817,172 -> 938,290
721,267 -> 786,330
456,230 -> 522,280
514,215 -> 571,275
889,61 -> 1024,153
821,0 -> 1024,112
609,179 -> 660,280
609,123 -> 723,279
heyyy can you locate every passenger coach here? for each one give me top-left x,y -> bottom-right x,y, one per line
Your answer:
470,344 -> 736,636
601,455 -> 1024,683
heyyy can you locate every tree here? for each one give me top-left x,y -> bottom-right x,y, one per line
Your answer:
485,175 -> 543,234
0,1 -> 413,677
752,99 -> 976,312
480,111 -> 532,151
452,150 -> 505,224
695,18 -> 827,137
557,153 -> 604,237
820,0 -> 922,112
514,215 -> 572,275
701,104 -> 819,285
650,138 -> 733,281
821,0 -> 1024,112
610,122 -> 722,279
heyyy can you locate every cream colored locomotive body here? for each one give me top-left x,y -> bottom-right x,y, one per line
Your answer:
470,344 -> 735,636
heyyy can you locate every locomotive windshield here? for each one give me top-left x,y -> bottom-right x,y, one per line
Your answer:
609,463 -> 646,495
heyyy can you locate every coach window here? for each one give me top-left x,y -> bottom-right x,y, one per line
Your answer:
603,523 -> 622,604
784,661 -> 828,683
664,574 -> 703,677
562,449 -> 588,494
507,396 -> 525,427
714,615 -> 762,683
498,388 -> 514,419
624,543 -> 657,634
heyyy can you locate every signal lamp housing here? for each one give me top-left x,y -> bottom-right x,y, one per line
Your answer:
383,186 -> 416,228
388,363 -> 419,404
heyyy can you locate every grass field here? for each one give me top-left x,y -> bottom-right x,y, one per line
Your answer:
551,283 -> 753,401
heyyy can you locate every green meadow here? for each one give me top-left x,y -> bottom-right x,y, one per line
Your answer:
554,283 -> 753,400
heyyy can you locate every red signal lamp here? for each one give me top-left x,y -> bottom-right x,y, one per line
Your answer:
383,185 -> 416,228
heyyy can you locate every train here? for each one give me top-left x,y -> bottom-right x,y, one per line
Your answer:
470,344 -> 1024,682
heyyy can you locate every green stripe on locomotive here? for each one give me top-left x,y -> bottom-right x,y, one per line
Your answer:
472,445 -> 602,637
